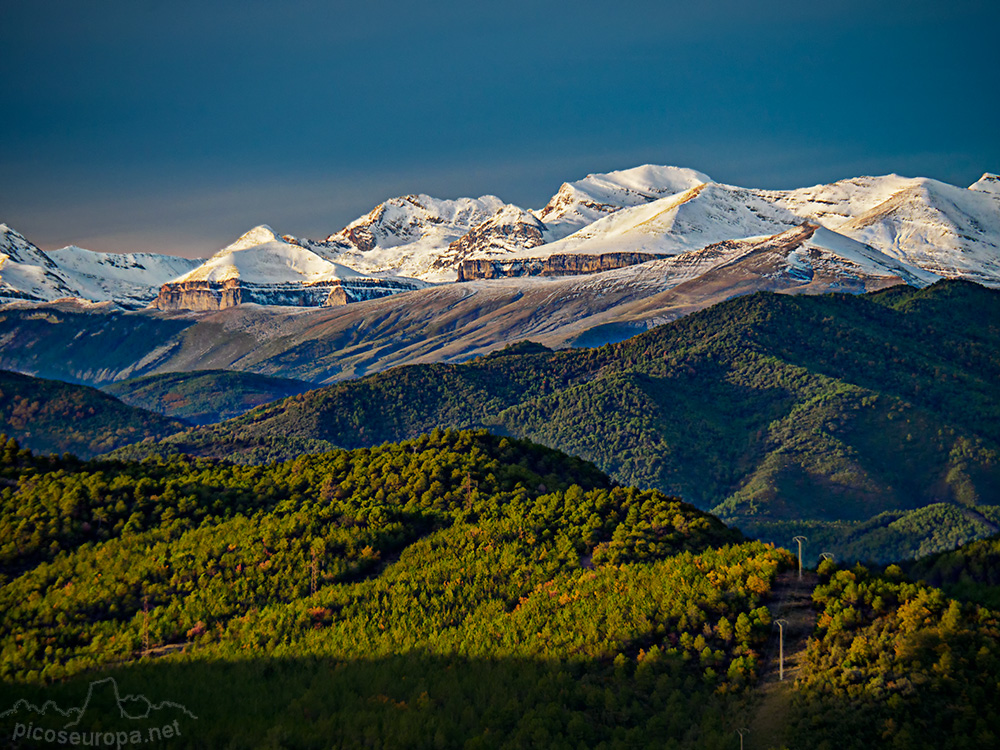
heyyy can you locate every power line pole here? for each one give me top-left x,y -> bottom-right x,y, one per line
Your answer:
820,552 -> 834,563
464,471 -> 478,509
311,548 -> 318,597
737,727 -> 749,750
792,536 -> 807,580
775,618 -> 789,681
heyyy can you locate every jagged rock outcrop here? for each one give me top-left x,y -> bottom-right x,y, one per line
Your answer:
457,251 -> 661,281
319,194 -> 510,280
154,278 -> 243,310
432,206 -> 547,270
323,278 -> 420,306
153,277 -> 419,311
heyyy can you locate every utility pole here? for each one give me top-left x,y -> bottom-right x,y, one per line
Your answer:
737,727 -> 749,750
464,471 -> 478,509
792,536 -> 807,580
311,548 -> 318,596
819,552 -> 834,563
775,618 -> 789,681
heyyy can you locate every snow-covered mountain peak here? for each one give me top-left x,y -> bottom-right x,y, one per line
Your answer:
317,193 -> 514,281
158,228 -> 428,310
223,225 -> 283,253
329,194 -> 508,249
523,180 -> 801,259
45,245 -> 201,307
830,176 -> 1000,284
1,224 -> 201,307
484,203 -> 545,227
970,173 -> 1000,196
433,204 -> 547,270
576,165 -> 712,197
1,223 -> 22,241
534,165 -> 710,242
757,174 -> 924,230
5,164 -> 999,309
178,238 -> 366,286
0,222 -> 81,304
1,223 -> 53,265
800,224 -> 939,287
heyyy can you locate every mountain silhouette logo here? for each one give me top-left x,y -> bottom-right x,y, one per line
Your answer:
2,677 -> 197,746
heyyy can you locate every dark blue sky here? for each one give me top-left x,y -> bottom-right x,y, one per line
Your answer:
2,0 -> 998,257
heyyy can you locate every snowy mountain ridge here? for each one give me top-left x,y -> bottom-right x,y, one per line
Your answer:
48,245 -> 200,307
0,224 -> 76,303
2,164 -> 998,313
313,194 -> 509,281
1,224 -> 200,308
288,164 -> 999,287
969,172 -> 1000,196
175,225 -> 366,284
519,182 -> 804,259
152,225 -> 427,311
533,165 -> 712,242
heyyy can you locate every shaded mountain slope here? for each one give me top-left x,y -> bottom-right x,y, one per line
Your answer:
113,281 -> 1000,563
0,370 -> 186,458
905,531 -> 1000,608
0,224 -> 940,388
103,369 -> 315,425
0,300 -> 197,384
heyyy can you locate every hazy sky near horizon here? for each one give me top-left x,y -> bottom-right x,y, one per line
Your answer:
2,0 -> 998,258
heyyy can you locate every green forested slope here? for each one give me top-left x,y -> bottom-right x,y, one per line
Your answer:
103,369 -> 314,425
905,532 -> 1000,608
3,432 -> 999,748
0,371 -> 186,458
1,431 -> 790,749
789,560 -> 1000,750
113,281 -> 1000,562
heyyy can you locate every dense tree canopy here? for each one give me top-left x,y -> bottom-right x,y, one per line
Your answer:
1,430 -> 794,748
790,561 -> 1000,750
3,430 -> 999,748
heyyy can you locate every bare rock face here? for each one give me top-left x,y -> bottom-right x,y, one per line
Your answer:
153,279 -> 242,311
326,278 -> 422,305
332,210 -> 383,253
457,252 -> 661,281
321,194 -> 509,279
432,207 -> 547,270
152,278 -> 419,310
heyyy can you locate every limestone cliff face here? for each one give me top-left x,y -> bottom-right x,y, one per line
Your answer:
457,252 -> 660,281
152,278 -> 418,311
153,279 -> 244,311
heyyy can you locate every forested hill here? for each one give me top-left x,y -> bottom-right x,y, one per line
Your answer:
0,370 -> 186,458
0,429 -> 782,747
103,369 -> 314,425
905,532 -> 1000,608
788,557 -> 1000,749
3,430 -> 999,748
114,280 -> 1000,561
